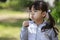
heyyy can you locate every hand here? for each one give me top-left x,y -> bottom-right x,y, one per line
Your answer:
22,21 -> 29,27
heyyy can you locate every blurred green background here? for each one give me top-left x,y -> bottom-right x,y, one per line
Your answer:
0,0 -> 60,40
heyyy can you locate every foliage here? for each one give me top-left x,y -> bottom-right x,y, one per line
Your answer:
51,0 -> 60,23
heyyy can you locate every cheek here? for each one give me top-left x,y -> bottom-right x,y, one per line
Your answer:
34,14 -> 41,19
34,14 -> 37,18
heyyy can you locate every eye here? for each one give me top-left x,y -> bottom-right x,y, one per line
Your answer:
34,10 -> 37,12
28,10 -> 32,12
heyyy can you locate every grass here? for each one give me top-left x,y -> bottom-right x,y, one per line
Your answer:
0,19 -> 28,27
0,9 -> 29,40
0,25 -> 20,40
0,9 -> 27,14
0,19 -> 28,40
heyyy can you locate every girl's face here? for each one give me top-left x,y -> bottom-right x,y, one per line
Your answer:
29,6 -> 46,21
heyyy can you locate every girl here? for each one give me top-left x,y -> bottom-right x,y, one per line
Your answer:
20,1 -> 59,40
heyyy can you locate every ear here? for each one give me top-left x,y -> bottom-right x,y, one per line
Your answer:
42,11 -> 46,18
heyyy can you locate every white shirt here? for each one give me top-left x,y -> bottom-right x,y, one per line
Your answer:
20,21 -> 58,40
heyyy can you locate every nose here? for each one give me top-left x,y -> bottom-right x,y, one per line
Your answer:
30,13 -> 34,19
29,11 -> 34,19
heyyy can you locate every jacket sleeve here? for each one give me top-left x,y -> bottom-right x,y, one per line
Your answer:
20,26 -> 28,40
49,28 -> 58,40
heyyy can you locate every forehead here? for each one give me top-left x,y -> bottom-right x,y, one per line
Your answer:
30,5 -> 42,12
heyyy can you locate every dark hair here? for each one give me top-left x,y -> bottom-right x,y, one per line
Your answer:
28,1 -> 59,37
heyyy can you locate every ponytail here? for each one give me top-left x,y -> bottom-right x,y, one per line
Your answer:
48,11 -> 59,37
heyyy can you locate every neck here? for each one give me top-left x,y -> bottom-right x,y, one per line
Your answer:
34,19 -> 44,26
